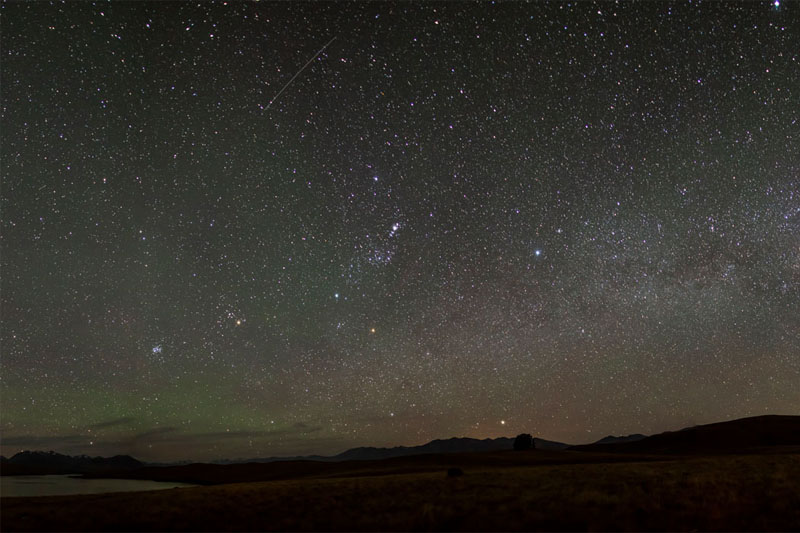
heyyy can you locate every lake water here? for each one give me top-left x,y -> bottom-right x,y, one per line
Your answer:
1,474 -> 196,498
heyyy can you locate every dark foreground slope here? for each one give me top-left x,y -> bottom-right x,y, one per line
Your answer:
3,453 -> 799,531
571,415 -> 800,454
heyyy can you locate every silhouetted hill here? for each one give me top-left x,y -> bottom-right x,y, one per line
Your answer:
1,451 -> 142,475
571,415 -> 800,454
593,434 -> 647,445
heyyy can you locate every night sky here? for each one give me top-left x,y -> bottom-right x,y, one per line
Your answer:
1,1 -> 798,462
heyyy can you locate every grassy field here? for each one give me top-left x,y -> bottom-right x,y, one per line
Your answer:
2,452 -> 799,531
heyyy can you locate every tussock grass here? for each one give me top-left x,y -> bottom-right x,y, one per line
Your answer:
3,453 -> 799,531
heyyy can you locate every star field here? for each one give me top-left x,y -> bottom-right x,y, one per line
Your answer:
1,1 -> 798,461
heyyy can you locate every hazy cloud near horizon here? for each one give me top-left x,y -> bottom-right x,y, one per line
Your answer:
87,417 -> 137,430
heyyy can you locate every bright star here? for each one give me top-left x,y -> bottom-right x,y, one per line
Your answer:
152,345 -> 162,354
534,249 -> 541,257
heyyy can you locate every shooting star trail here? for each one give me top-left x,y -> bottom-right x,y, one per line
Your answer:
263,36 -> 336,111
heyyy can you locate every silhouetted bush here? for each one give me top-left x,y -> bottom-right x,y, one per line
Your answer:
447,467 -> 464,477
513,433 -> 533,451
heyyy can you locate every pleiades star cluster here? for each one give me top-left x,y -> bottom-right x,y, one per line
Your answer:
1,1 -> 797,462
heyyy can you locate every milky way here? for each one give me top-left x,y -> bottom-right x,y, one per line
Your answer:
1,1 -> 798,461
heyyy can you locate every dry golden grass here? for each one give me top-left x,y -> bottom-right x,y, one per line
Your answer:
3,453 -> 799,531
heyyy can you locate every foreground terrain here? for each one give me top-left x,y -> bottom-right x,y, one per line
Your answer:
3,451 -> 799,531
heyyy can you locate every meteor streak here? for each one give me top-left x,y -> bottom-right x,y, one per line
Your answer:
263,36 -> 336,111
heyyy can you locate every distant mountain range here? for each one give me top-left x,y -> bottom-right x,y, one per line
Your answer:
216,436 -> 571,465
0,451 -> 142,475
0,436 -> 569,474
4,415 -> 798,476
